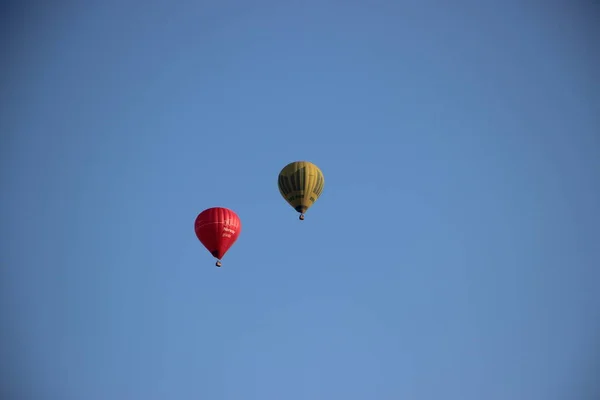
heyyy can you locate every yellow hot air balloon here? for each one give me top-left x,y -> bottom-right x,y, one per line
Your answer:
277,161 -> 325,220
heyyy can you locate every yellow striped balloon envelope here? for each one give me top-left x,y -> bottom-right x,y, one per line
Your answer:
277,161 -> 325,220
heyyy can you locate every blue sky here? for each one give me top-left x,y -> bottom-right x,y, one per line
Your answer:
1,2 -> 599,399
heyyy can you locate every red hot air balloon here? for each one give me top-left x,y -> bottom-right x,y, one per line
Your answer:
194,207 -> 241,267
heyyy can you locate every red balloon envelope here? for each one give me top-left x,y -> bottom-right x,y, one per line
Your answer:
194,207 -> 241,267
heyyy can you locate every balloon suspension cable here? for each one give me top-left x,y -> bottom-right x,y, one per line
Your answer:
299,214 -> 305,220
216,260 -> 222,267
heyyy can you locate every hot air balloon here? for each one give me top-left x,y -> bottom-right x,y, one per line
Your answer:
277,161 -> 325,220
194,207 -> 241,267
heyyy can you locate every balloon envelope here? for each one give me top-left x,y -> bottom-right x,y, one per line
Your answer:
277,161 -> 324,218
194,207 -> 241,261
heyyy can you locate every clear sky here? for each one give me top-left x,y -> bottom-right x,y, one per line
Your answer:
1,2 -> 599,399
